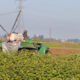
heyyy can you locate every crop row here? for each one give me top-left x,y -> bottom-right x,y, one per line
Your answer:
0,51 -> 80,80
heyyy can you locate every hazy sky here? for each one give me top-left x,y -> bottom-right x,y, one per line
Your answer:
0,0 -> 80,39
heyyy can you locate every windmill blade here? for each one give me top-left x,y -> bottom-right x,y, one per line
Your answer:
10,10 -> 21,33
0,25 -> 8,34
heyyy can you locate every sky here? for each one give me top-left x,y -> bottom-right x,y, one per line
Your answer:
0,0 -> 80,40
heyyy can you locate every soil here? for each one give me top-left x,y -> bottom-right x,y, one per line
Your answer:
49,48 -> 80,55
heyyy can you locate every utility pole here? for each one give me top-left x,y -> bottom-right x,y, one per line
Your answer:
17,0 -> 24,11
16,0 -> 24,33
49,27 -> 52,42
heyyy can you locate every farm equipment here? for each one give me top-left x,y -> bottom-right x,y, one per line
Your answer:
0,38 -> 49,54
0,24 -> 49,54
19,39 -> 49,54
0,22 -> 49,54
0,10 -> 50,54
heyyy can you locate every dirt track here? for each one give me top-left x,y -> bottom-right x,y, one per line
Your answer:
49,48 -> 80,54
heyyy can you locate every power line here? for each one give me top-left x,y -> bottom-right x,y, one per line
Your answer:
0,25 -> 8,34
0,11 -> 18,16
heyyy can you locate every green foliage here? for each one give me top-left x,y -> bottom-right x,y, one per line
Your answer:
0,51 -> 80,80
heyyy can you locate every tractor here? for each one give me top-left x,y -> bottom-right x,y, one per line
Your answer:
0,10 -> 50,54
0,35 -> 49,54
0,38 -> 49,55
19,39 -> 49,54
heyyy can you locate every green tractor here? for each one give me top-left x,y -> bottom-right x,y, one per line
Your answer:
0,39 -> 49,55
19,39 -> 49,54
0,10 -> 49,54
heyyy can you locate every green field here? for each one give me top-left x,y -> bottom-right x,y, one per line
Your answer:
0,41 -> 80,80
33,39 -> 80,49
0,51 -> 80,80
44,41 -> 80,49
